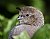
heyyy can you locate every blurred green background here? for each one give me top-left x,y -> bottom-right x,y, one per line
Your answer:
0,0 -> 50,39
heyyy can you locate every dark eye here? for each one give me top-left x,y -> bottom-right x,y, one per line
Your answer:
26,14 -> 29,16
21,15 -> 25,17
21,15 -> 23,17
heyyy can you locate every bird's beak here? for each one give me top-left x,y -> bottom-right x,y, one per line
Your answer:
18,16 -> 23,20
18,18 -> 21,20
18,16 -> 21,20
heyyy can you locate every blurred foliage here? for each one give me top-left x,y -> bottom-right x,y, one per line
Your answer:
32,24 -> 50,39
0,0 -> 50,39
13,31 -> 30,39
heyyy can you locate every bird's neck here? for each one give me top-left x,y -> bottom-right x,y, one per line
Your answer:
19,22 -> 33,26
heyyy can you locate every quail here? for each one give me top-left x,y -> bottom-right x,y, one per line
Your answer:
8,6 -> 44,39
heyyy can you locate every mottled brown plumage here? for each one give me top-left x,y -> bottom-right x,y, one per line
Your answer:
9,6 -> 44,39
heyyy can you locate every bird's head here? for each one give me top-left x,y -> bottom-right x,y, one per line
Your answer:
17,6 -> 37,25
9,6 -> 44,39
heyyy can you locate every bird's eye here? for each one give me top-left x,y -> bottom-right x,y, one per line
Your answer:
21,15 -> 23,17
26,14 -> 29,16
21,15 -> 25,17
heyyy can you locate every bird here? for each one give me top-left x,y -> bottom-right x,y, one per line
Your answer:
8,6 -> 44,39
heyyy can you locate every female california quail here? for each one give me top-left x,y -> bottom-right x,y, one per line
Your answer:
9,6 -> 44,39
